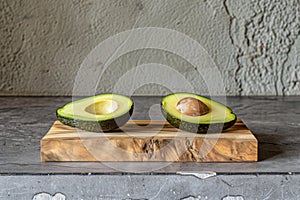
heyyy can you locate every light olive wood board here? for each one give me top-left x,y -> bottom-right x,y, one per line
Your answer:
41,119 -> 258,162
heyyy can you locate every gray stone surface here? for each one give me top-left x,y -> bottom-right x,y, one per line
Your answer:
0,0 -> 299,96
1,174 -> 300,199
0,96 -> 300,174
0,96 -> 300,199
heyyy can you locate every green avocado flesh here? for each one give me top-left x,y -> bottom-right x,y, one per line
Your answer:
56,94 -> 133,132
161,93 -> 237,133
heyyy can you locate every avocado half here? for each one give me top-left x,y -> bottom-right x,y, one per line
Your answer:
161,93 -> 237,133
57,94 -> 133,132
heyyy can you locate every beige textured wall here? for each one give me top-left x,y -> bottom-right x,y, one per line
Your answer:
0,0 -> 299,96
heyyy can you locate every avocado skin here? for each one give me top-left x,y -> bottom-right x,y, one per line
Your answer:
57,105 -> 133,132
161,108 -> 237,133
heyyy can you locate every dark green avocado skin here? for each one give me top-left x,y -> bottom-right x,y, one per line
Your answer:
57,106 -> 133,132
161,108 -> 237,133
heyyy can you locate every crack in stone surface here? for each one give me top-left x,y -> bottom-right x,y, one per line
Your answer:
222,195 -> 244,200
176,171 -> 217,179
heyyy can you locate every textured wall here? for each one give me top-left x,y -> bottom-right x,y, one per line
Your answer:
225,0 -> 300,95
0,0 -> 299,96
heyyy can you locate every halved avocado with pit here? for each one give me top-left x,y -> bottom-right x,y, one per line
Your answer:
57,94 -> 133,132
161,93 -> 236,133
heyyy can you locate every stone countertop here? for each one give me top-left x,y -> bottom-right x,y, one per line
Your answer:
0,96 -> 299,175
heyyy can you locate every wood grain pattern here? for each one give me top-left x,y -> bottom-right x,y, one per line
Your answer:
41,120 -> 258,162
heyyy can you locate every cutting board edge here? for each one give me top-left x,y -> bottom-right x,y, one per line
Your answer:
41,119 -> 258,162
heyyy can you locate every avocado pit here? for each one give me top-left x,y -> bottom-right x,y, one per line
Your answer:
176,97 -> 209,116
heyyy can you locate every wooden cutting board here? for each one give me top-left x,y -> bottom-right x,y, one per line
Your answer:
41,119 -> 258,162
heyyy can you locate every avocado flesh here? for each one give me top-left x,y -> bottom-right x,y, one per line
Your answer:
161,93 -> 237,133
57,94 -> 133,132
